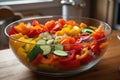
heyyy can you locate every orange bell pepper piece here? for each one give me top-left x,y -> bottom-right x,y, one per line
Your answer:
79,22 -> 87,28
58,36 -> 76,44
67,20 -> 78,26
44,20 -> 56,31
41,53 -> 54,65
95,25 -> 103,33
14,22 -> 30,34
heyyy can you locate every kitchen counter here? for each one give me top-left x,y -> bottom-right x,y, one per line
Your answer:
0,31 -> 120,80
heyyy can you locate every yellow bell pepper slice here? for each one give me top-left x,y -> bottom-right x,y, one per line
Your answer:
17,47 -> 28,64
95,25 -> 103,33
24,40 -> 36,52
56,31 -> 64,36
68,26 -> 81,36
76,48 -> 88,60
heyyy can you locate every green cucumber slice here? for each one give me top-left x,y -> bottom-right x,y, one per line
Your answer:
81,27 -> 94,33
55,44 -> 64,50
36,39 -> 46,45
46,39 -> 54,44
40,45 -> 51,55
53,50 -> 68,57
39,32 -> 53,40
27,45 -> 43,62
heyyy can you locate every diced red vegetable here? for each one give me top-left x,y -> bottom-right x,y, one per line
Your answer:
32,20 -> 39,26
58,53 -> 75,64
71,44 -> 83,53
31,54 -> 43,65
8,26 -> 18,35
80,55 -> 93,65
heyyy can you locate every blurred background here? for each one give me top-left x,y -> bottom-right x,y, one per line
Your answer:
0,0 -> 119,49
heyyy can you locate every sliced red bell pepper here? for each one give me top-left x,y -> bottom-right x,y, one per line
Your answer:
32,20 -> 39,26
58,36 -> 76,51
58,18 -> 66,26
91,42 -> 101,56
41,53 -> 55,65
31,54 -> 43,66
80,54 -> 93,65
71,44 -> 83,53
27,29 -> 41,38
58,53 -> 75,64
60,39 -> 71,51
50,30 -> 56,34
93,32 -> 104,40
59,59 -> 80,71
44,20 -> 56,32
58,53 -> 80,71
52,23 -> 62,31
8,26 -> 18,35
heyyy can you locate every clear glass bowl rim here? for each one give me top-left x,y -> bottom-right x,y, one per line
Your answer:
5,15 -> 112,45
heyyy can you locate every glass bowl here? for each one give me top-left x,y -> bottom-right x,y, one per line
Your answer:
5,16 -> 112,77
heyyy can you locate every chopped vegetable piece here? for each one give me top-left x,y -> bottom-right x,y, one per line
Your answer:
53,50 -> 68,57
39,32 -> 53,40
55,44 -> 64,50
81,27 -> 94,33
40,45 -> 51,55
27,45 -> 43,62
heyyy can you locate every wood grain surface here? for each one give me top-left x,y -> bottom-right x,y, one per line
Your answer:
0,31 -> 120,80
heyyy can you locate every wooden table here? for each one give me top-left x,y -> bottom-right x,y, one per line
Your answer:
0,31 -> 120,80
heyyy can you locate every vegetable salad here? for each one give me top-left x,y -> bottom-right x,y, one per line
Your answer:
8,18 -> 108,72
